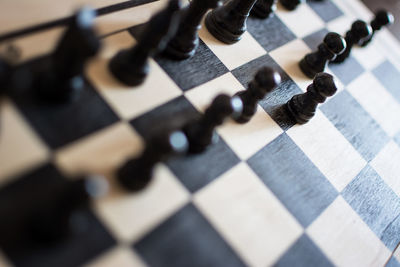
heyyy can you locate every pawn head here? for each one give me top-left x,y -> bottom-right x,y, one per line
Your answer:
376,10 -> 395,26
351,20 -> 373,40
324,32 -> 347,55
204,0 -> 222,9
255,67 -> 282,92
313,72 -> 337,97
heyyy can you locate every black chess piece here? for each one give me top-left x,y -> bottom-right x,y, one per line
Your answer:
299,32 -> 346,78
234,67 -> 281,123
286,72 -> 337,124
183,94 -> 243,153
332,20 -> 372,63
164,0 -> 221,59
205,0 -> 259,44
109,0 -> 181,86
117,130 -> 188,191
0,58 -> 11,96
360,10 -> 394,47
35,7 -> 101,102
279,0 -> 304,11
251,0 -> 277,19
29,175 -> 109,242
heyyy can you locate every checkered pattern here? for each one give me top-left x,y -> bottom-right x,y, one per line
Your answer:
1,0 -> 400,266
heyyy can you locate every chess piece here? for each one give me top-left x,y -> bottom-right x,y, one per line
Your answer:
184,94 -> 243,153
234,67 -> 281,123
360,10 -> 394,47
251,0 -> 277,19
299,32 -> 346,78
35,7 -> 101,102
109,0 -> 181,86
205,0 -> 259,44
279,0 -> 304,11
117,130 -> 188,191
30,175 -> 109,242
332,20 -> 372,63
164,0 -> 221,59
0,58 -> 10,96
286,72 -> 337,124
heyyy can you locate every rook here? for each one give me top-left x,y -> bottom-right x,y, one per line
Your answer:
205,0 -> 259,44
109,0 -> 181,86
234,67 -> 281,123
299,32 -> 346,78
286,72 -> 337,124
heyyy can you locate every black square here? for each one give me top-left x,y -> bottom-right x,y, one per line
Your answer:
129,25 -> 229,91
306,0 -> 344,22
303,28 -> 330,51
232,54 -> 302,130
329,56 -> 365,85
247,133 -> 338,227
134,203 -> 246,267
372,60 -> 400,103
342,165 -> 400,251
247,15 -> 296,52
274,234 -> 334,267
9,57 -> 119,149
321,90 -> 389,162
0,164 -> 115,267
130,96 -> 240,193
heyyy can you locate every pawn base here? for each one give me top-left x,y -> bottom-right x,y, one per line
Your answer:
35,74 -> 83,103
163,39 -> 199,60
117,159 -> 152,192
299,58 -> 319,79
108,50 -> 148,87
205,11 -> 243,44
286,100 -> 309,125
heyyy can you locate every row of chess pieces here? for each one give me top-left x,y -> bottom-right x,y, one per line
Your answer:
0,0 -> 394,244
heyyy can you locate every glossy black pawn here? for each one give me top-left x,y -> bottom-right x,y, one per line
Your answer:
286,72 -> 337,124
279,0 -> 304,11
205,0 -> 258,44
299,32 -> 346,78
251,0 -> 277,19
234,67 -> 281,123
332,20 -> 372,63
164,0 -> 221,59
118,130 -> 188,191
30,175 -> 108,243
184,94 -> 243,153
35,7 -> 100,102
360,10 -> 394,47
109,0 -> 181,86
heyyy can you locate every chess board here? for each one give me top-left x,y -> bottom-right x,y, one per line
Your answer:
1,0 -> 400,266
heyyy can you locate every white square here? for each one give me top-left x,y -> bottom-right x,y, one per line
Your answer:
347,72 -> 400,137
352,43 -> 386,71
194,163 -> 303,267
371,141 -> 400,197
307,196 -> 391,267
86,31 -> 182,120
0,99 -> 49,186
199,21 -> 267,70
287,111 -> 366,191
275,3 -> 324,38
326,13 -> 355,35
94,164 -> 190,243
84,246 -> 146,267
269,39 -> 312,91
55,122 -> 143,176
185,73 -> 283,160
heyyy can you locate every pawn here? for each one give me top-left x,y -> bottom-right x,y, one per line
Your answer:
360,10 -> 394,47
279,0 -> 304,11
118,130 -> 188,191
299,32 -> 346,78
30,175 -> 109,242
109,0 -> 181,86
251,0 -> 277,19
35,7 -> 101,102
0,58 -> 11,96
184,94 -> 243,153
286,72 -> 337,124
205,0 -> 259,44
164,0 -> 221,59
332,20 -> 372,63
234,67 -> 281,123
